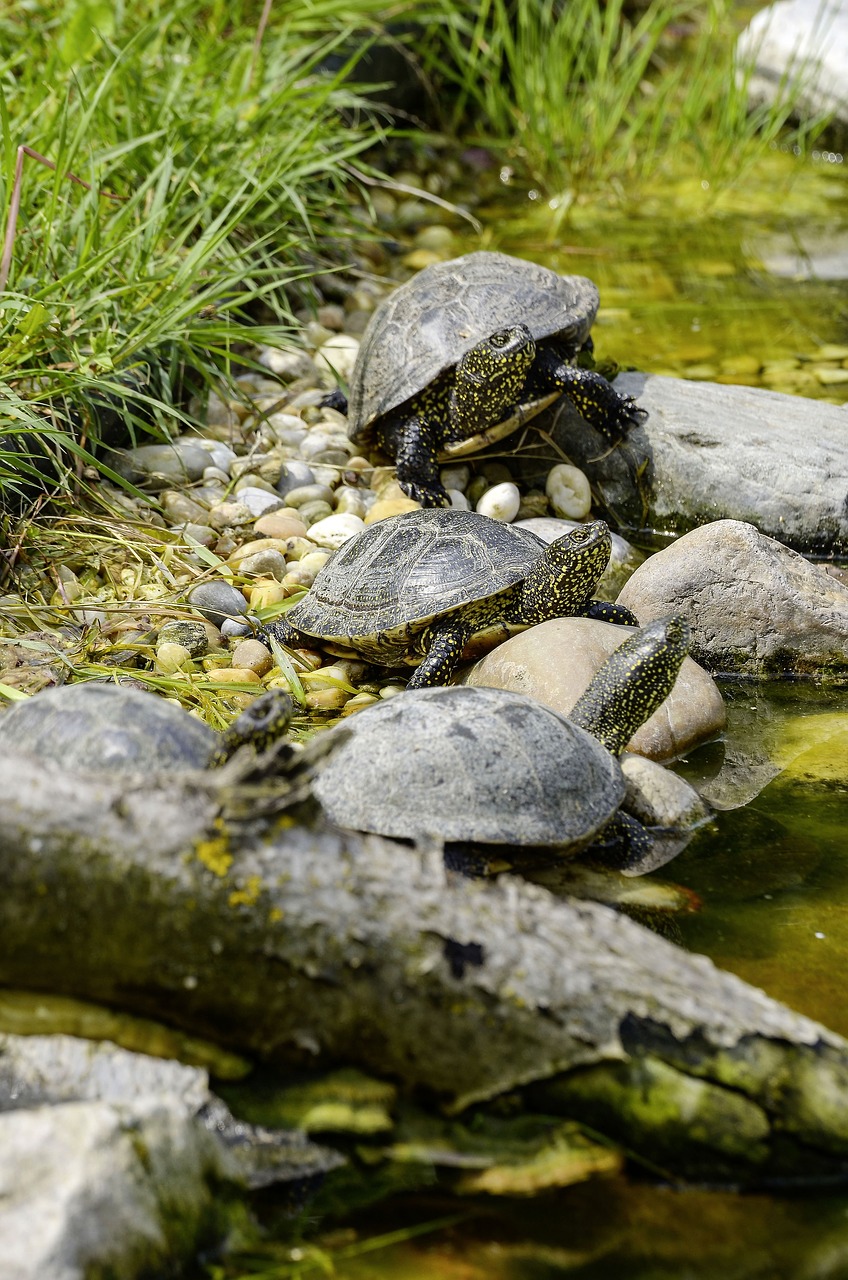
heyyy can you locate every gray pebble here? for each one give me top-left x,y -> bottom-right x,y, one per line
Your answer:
235,549 -> 288,579
113,443 -> 211,489
235,487 -> 286,518
189,581 -> 248,627
284,484 -> 335,509
277,460 -> 316,496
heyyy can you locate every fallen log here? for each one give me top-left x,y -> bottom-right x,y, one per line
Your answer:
2,746 -> 848,1182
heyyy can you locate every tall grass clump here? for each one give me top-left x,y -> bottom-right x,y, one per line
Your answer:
425,0 -> 832,210
0,0 -> 397,507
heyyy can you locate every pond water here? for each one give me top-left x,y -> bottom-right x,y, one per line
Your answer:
214,152 -> 848,1279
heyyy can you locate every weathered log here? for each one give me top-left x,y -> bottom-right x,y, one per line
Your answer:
2,748 -> 848,1180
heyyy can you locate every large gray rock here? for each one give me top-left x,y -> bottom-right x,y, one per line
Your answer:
112,441 -> 212,489
617,519 -> 848,677
464,617 -> 726,761
737,0 -> 848,132
0,1097 -> 230,1280
527,374 -> 848,555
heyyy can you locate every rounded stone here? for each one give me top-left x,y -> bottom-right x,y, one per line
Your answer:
305,513 -> 366,549
253,513 -> 309,540
232,549 -> 288,579
276,460 -> 316,497
189,581 -> 248,628
234,487 -> 285,518
546,463 -> 592,520
464,616 -> 726,761
230,639 -> 274,676
314,334 -> 360,380
157,620 -> 209,657
284,484 -> 335,509
155,642 -> 194,673
364,497 -> 421,524
475,481 -> 520,522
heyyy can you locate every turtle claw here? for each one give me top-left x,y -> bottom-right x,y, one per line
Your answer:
400,479 -> 451,508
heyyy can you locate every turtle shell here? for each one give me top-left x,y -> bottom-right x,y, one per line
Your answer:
0,682 -> 217,774
312,685 -> 625,849
348,251 -> 600,442
285,507 -> 547,646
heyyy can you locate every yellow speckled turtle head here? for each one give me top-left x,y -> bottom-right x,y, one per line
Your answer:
209,689 -> 294,768
569,614 -> 690,755
521,519 -> 612,622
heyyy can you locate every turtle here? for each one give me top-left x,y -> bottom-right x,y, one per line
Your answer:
346,250 -> 646,507
0,682 -> 293,775
311,615 -> 692,854
263,509 -> 639,689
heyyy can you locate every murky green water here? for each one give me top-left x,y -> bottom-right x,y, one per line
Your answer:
215,155 -> 848,1279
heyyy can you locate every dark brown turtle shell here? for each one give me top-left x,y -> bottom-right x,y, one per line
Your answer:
347,250 -> 600,444
284,507 -> 548,651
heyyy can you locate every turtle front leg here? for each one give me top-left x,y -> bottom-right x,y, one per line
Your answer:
389,415 -> 449,508
581,599 -> 640,627
533,344 -> 646,441
406,620 -> 471,688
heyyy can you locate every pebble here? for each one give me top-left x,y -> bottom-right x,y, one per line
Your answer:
365,497 -> 421,523
248,581 -> 290,610
253,512 -> 309,540
208,501 -> 254,530
260,348 -> 317,381
230,639 -> 274,677
157,620 -> 209,657
220,618 -> 253,639
297,499 -> 335,525
306,513 -> 366,549
160,492 -> 211,525
447,489 -> 471,510
189,582 -> 248,627
314,335 -> 360,380
233,549 -> 288,579
234,487 -> 286,518
208,667 -> 262,685
545,463 -> 592,520
155,642 -> 194,673
284,483 -> 335,509
277,461 -> 316,497
120,442 -> 213,483
476,481 -> 520,522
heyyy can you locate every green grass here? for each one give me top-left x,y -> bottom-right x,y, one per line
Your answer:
0,0 -> 396,505
423,0 -> 833,212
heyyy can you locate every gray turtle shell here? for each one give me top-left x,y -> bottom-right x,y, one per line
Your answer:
0,683 -> 217,774
348,251 -> 600,440
286,507 -> 547,642
313,685 -> 625,848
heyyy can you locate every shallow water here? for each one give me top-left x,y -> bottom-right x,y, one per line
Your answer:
216,155 -> 848,1279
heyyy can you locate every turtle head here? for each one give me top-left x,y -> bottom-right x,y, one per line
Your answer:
521,519 -> 612,623
450,324 -> 536,433
570,613 -> 691,755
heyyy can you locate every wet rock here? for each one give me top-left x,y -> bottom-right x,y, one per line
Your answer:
464,617 -> 725,761
535,374 -> 848,555
738,0 -> 848,132
620,753 -> 710,830
0,1097 -> 231,1280
112,443 -> 211,490
617,519 -> 848,678
189,581 -> 248,628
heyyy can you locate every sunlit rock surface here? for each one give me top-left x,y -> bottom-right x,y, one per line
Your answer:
618,520 -> 848,678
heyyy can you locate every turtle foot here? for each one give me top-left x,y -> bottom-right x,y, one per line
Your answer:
399,479 -> 450,509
